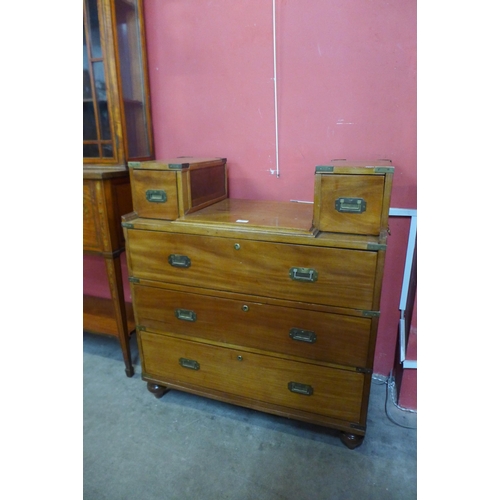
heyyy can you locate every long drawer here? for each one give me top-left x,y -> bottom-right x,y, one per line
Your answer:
133,283 -> 372,368
127,230 -> 378,310
140,331 -> 365,423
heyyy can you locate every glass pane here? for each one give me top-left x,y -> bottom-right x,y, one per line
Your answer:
92,61 -> 107,101
114,0 -> 150,158
87,0 -> 102,58
83,0 -> 115,162
116,22 -> 132,99
83,102 -> 97,140
84,144 -> 100,158
124,103 -> 148,158
83,26 -> 92,99
98,101 -> 111,140
93,61 -> 112,153
102,144 -> 114,158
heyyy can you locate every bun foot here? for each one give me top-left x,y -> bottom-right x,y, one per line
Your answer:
340,432 -> 364,450
147,382 -> 169,399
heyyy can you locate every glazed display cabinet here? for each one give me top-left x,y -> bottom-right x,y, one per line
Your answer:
83,0 -> 154,377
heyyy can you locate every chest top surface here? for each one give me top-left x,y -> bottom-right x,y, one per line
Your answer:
177,198 -> 314,234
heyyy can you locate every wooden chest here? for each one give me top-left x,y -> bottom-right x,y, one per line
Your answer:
128,157 -> 227,220
123,160 -> 393,449
313,160 -> 394,235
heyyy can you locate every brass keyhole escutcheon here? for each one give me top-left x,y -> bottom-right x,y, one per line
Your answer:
241,305 -> 249,312
234,243 -> 241,250
237,355 -> 243,361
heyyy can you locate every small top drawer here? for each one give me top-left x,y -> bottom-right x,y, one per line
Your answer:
313,160 -> 393,235
129,157 -> 227,220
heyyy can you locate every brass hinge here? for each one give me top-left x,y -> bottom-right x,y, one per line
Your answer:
128,277 -> 140,284
136,325 -> 146,331
168,163 -> 190,170
367,242 -> 387,251
356,367 -> 373,374
315,165 -> 334,173
121,222 -> 134,229
374,166 -> 394,174
362,310 -> 380,318
128,161 -> 141,169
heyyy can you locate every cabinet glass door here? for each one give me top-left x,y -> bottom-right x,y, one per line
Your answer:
83,0 -> 114,160
114,0 -> 151,159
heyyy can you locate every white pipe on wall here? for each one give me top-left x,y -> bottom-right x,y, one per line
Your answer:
272,0 -> 280,178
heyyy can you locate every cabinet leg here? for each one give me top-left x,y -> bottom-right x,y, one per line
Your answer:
340,432 -> 365,450
104,254 -> 134,377
147,382 -> 169,399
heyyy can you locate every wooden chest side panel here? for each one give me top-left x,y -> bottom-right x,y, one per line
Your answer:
109,177 -> 133,250
133,284 -> 372,368
84,173 -> 132,253
130,169 -> 179,220
187,164 -> 227,213
141,331 -> 365,423
83,180 -> 102,251
127,230 -> 378,310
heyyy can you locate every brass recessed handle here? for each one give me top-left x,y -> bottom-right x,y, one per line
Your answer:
335,197 -> 366,213
289,267 -> 318,282
288,382 -> 314,396
289,328 -> 317,343
168,254 -> 191,268
175,309 -> 197,322
179,358 -> 200,370
145,189 -> 167,203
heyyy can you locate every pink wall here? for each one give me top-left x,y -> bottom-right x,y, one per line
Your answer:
83,254 -> 132,302
142,0 -> 417,377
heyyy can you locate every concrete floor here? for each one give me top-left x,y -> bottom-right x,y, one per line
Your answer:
83,332 -> 417,500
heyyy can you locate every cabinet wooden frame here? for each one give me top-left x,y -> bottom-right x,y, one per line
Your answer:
83,169 -> 136,376
83,0 -> 154,377
83,0 -> 154,166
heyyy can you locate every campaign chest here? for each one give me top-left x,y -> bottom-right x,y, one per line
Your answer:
122,160 -> 393,449
313,159 -> 393,235
128,157 -> 227,220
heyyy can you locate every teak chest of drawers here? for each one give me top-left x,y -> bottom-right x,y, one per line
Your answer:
122,159 -> 393,449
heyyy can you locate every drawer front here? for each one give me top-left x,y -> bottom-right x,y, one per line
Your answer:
131,169 -> 179,220
314,174 -> 385,235
134,284 -> 372,368
141,331 -> 365,423
127,230 -> 378,310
